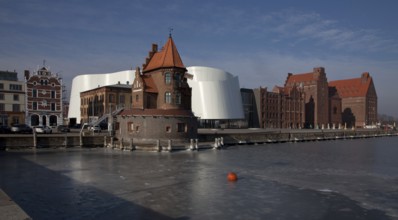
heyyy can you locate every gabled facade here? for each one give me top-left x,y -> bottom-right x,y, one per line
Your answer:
329,72 -> 377,128
253,85 -> 305,129
284,67 -> 329,128
116,36 -> 197,145
25,66 -> 63,126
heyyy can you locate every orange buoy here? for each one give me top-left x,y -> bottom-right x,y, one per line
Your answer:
227,172 -> 238,182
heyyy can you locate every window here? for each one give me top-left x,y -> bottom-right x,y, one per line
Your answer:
109,94 -> 114,102
51,91 -> 55,99
0,93 -> 4,100
177,123 -> 186,133
165,92 -> 171,104
175,92 -> 181,105
120,95 -> 125,104
33,102 -> 37,110
135,95 -> 139,102
12,104 -> 20,112
0,103 -> 4,111
13,94 -> 19,101
128,122 -> 134,132
9,84 -> 22,91
0,83 -> 3,89
33,89 -> 37,98
135,125 -> 139,132
165,72 -> 171,84
166,126 -> 171,133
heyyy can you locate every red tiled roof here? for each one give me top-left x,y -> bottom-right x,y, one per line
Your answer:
143,36 -> 185,72
119,109 -> 194,117
286,72 -> 315,84
329,74 -> 372,98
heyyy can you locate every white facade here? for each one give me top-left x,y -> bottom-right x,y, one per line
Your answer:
68,66 -> 244,123
68,70 -> 133,122
187,66 -> 244,119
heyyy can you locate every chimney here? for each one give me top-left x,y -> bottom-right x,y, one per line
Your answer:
152,44 -> 158,52
24,70 -> 30,80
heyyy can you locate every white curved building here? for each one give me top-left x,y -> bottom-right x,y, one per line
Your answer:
187,66 -> 244,120
68,70 -> 133,123
68,66 -> 244,123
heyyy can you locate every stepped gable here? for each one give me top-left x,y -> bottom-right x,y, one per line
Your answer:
143,36 -> 185,73
329,72 -> 373,98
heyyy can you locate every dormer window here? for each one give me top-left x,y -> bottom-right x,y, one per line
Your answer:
165,72 -> 171,84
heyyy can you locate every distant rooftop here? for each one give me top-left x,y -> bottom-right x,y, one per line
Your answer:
0,70 -> 18,81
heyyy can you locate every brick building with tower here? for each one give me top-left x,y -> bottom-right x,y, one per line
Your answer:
284,67 -> 329,129
115,35 -> 197,145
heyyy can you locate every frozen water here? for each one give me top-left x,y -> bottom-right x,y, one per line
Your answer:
1,137 -> 398,219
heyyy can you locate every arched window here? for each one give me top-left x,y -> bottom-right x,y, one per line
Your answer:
165,72 -> 171,84
165,92 -> 171,104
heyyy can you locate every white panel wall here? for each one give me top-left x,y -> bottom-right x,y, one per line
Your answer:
68,66 -> 244,123
187,66 -> 244,120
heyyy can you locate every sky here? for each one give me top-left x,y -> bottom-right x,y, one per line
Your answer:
1,0 -> 398,117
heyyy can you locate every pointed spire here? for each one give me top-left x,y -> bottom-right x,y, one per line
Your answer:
143,36 -> 185,73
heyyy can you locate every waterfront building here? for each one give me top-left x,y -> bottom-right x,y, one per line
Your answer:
253,85 -> 305,129
68,70 -> 133,125
80,82 -> 132,124
0,70 -> 26,126
284,67 -> 329,128
329,72 -> 377,128
24,66 -> 63,126
187,66 -> 244,128
115,35 -> 197,143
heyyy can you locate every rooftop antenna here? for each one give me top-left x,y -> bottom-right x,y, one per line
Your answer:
168,27 -> 173,37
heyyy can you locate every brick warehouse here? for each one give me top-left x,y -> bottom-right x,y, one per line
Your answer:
115,35 -> 197,145
252,68 -> 377,129
329,72 -> 377,128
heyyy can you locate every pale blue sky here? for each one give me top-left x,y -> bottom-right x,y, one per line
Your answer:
1,0 -> 398,117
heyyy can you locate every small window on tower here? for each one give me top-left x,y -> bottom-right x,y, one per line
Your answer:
165,72 -> 172,84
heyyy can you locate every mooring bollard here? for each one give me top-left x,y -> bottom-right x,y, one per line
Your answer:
195,139 -> 198,150
190,139 -> 194,150
33,130 -> 37,148
213,138 -> 219,149
64,133 -> 68,147
79,132 -> 83,147
157,140 -> 161,152
168,139 -> 172,151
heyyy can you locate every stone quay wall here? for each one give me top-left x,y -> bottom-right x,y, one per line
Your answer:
1,129 -> 397,151
0,133 -> 105,150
